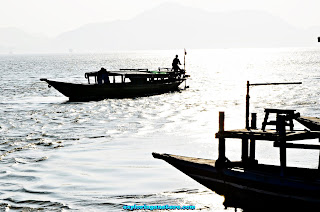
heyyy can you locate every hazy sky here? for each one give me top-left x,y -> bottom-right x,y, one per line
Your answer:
1,0 -> 320,37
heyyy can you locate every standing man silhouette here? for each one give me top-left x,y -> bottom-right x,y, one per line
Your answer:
172,55 -> 181,73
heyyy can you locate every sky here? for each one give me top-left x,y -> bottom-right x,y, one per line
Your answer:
0,0 -> 320,37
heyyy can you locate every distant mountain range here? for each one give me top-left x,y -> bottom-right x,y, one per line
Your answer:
0,27 -> 51,53
1,3 -> 320,53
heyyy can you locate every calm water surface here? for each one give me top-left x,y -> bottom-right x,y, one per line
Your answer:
0,48 -> 319,211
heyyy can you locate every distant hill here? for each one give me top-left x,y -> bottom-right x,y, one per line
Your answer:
0,27 -> 50,53
0,3 -> 319,53
53,3 -> 318,52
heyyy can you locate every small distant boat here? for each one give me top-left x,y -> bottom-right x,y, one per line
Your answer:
40,68 -> 189,101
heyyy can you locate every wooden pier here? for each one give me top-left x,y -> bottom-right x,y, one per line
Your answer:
296,116 -> 320,131
216,111 -> 320,173
153,80 -> 320,210
153,110 -> 320,210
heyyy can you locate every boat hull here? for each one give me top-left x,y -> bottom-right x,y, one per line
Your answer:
152,153 -> 320,211
41,79 -> 185,101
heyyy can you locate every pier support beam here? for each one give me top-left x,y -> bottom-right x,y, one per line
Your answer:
278,115 -> 287,176
318,138 -> 320,170
216,112 -> 227,168
242,139 -> 249,162
245,81 -> 250,130
249,113 -> 258,165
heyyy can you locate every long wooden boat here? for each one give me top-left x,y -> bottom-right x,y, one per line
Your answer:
40,68 -> 189,101
153,152 -> 320,211
153,111 -> 320,211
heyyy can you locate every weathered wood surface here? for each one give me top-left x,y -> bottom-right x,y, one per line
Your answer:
85,70 -> 174,77
152,152 -> 216,166
296,116 -> 320,131
41,78 -> 186,101
274,142 -> 320,150
215,129 -> 320,141
153,152 -> 320,210
262,108 -> 296,131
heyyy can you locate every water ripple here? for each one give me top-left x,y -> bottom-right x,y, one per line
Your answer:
0,50 -> 319,211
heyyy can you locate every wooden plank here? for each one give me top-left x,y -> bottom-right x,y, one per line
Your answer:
119,68 -> 149,72
215,129 -> 279,141
250,82 -> 302,86
216,129 -> 320,141
284,131 -> 320,141
296,116 -> 320,131
152,152 -> 216,166
274,142 -> 320,150
264,108 -> 296,113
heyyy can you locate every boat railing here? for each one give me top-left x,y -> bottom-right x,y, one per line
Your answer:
216,110 -> 320,174
85,71 -> 125,84
84,71 -> 98,84
158,67 -> 172,72
84,67 -> 188,84
119,68 -> 149,72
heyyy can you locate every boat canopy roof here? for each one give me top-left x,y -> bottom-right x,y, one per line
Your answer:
85,68 -> 177,79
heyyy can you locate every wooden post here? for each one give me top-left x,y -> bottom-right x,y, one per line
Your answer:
244,87 -> 253,163
217,112 -> 226,167
184,52 -> 186,70
318,138 -> 320,170
242,139 -> 249,163
278,115 -> 287,176
219,111 -> 225,132
262,110 -> 269,131
246,81 -> 250,130
249,113 -> 257,162
251,113 -> 257,129
86,74 -> 90,84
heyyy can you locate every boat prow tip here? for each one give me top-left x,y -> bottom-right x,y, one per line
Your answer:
152,152 -> 171,159
152,152 -> 165,159
40,78 -> 52,88
152,152 -> 161,158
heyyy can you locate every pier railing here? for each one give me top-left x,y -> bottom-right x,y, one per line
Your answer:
245,81 -> 302,129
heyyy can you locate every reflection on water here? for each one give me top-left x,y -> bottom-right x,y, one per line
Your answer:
0,48 -> 319,211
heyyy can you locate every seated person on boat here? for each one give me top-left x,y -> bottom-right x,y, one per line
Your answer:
97,67 -> 110,84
